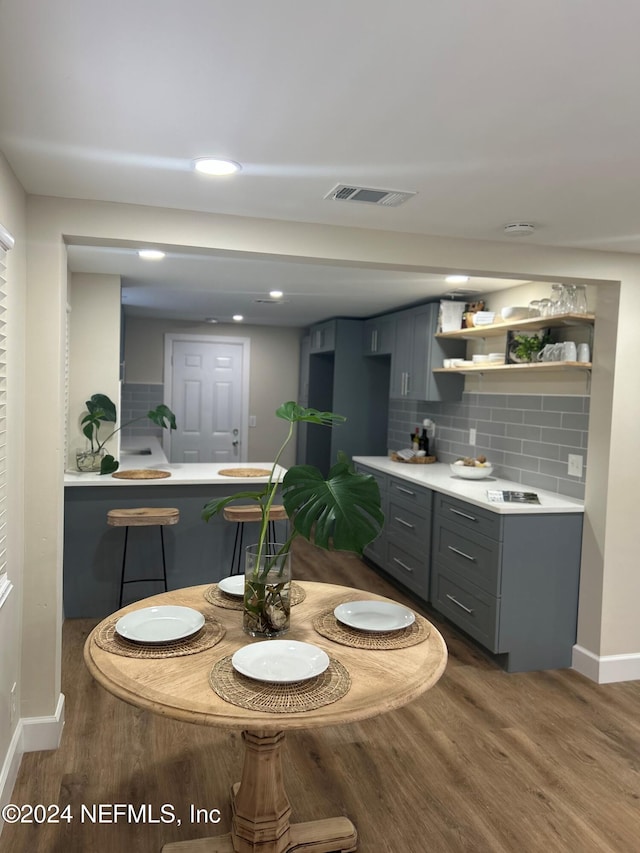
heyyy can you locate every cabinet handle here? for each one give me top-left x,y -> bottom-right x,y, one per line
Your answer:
447,545 -> 476,562
393,557 -> 414,573
396,485 -> 416,496
405,372 -> 411,395
394,516 -> 415,529
371,329 -> 378,352
449,507 -> 478,522
446,594 -> 474,614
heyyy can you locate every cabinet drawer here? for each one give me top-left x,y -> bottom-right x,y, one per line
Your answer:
432,519 -> 501,594
388,477 -> 432,510
432,567 -> 499,652
385,537 -> 429,597
387,498 -> 430,550
435,493 -> 502,541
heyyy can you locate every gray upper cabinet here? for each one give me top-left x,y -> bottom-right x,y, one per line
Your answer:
363,316 -> 395,356
390,303 -> 466,401
308,320 -> 336,353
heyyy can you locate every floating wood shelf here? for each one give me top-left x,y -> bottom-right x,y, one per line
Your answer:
436,313 -> 595,340
433,361 -> 592,375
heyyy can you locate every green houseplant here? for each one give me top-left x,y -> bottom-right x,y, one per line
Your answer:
78,393 -> 177,474
511,331 -> 552,363
202,401 -> 384,637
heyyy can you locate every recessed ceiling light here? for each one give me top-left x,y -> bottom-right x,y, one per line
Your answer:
138,249 -> 166,260
205,317 -> 218,324
193,158 -> 242,176
232,314 -> 244,322
269,290 -> 284,299
445,275 -> 470,284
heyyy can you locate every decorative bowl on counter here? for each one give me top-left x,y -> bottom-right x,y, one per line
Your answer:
450,462 -> 494,479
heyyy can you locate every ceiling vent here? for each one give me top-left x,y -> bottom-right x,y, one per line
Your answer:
325,184 -> 416,207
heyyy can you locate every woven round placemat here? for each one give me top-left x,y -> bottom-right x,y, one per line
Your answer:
209,655 -> 350,713
218,467 -> 271,477
312,608 -> 431,650
203,582 -> 306,610
93,615 -> 225,658
111,469 -> 171,480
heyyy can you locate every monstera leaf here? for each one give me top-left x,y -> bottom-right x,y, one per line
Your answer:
281,457 -> 383,554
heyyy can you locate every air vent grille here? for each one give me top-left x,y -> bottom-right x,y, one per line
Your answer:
325,184 -> 416,207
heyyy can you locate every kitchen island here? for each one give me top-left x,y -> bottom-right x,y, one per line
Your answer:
64,456 -> 286,618
353,457 -> 585,672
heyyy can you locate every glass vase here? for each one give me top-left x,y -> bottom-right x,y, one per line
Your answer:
75,447 -> 105,472
243,543 -> 291,638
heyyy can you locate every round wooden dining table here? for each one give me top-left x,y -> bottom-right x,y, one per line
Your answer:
84,581 -> 447,853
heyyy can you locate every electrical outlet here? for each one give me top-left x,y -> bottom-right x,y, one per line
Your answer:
469,428 -> 477,446
10,682 -> 16,724
568,454 -> 583,478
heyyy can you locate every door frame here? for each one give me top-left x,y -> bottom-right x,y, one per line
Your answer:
163,333 -> 251,463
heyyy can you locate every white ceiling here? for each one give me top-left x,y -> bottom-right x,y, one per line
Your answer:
2,0 -> 637,325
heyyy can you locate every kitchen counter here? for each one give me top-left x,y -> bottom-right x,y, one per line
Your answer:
64,461 -> 286,487
63,454 -> 287,618
353,457 -> 584,515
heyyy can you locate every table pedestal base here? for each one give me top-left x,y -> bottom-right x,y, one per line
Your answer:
162,729 -> 357,853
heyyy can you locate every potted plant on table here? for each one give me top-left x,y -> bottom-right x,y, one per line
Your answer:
201,401 -> 384,638
77,393 -> 177,474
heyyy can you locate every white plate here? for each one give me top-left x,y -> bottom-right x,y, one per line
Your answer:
334,601 -> 415,632
217,575 -> 245,596
115,606 -> 205,644
231,640 -> 330,683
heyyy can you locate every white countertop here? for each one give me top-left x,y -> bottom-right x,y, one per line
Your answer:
353,457 -> 584,515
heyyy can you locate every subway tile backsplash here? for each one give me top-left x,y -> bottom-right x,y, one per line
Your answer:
388,392 -> 589,499
120,383 -> 165,439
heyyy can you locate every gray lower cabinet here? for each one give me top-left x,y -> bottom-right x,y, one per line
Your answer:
431,492 -> 583,673
355,464 -> 584,674
357,465 -> 431,599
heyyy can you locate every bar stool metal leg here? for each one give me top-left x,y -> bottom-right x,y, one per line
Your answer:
159,526 -> 169,592
118,526 -> 130,609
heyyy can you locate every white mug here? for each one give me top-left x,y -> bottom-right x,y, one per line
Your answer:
577,342 -> 590,363
562,341 -> 577,362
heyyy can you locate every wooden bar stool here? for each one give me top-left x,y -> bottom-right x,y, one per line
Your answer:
107,507 -> 179,607
223,505 -> 288,575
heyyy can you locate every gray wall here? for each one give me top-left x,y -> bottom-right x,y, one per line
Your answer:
120,383 -> 164,439
389,391 -> 589,499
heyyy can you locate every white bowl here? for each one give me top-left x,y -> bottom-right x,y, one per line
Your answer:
450,463 -> 494,479
501,306 -> 529,322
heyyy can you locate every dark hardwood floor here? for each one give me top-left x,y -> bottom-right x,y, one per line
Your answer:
2,538 -> 639,852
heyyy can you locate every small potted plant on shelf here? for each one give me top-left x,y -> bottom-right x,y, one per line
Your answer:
509,330 -> 552,363
77,393 -> 177,474
201,401 -> 384,638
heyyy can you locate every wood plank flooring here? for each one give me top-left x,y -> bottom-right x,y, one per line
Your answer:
2,538 -> 640,853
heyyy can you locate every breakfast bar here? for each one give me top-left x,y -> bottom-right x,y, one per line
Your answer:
64,460 -> 286,618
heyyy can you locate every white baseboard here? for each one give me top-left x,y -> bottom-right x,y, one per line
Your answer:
0,693 -> 65,837
21,693 -> 65,753
0,720 -> 24,819
572,645 -> 640,684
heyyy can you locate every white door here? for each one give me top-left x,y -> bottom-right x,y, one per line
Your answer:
165,335 -> 250,463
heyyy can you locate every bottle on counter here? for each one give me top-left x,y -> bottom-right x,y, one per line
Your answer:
411,428 -> 420,451
419,428 -> 429,456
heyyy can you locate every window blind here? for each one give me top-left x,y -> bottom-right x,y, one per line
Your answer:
0,224 -> 15,584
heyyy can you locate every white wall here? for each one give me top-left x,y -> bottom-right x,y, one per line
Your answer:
68,273 -> 122,467
0,153 -> 26,804
124,316 -> 301,465
20,195 -> 640,704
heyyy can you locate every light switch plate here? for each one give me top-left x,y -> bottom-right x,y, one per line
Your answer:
469,428 -> 477,446
249,415 -> 256,427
